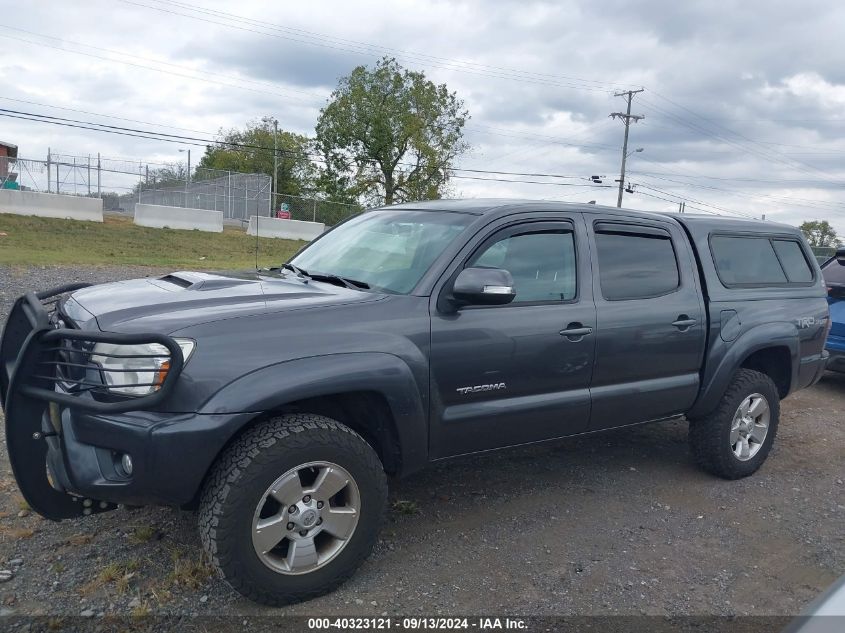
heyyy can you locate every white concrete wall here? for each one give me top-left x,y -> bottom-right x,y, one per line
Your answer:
0,190 -> 103,222
134,204 -> 223,233
247,215 -> 325,241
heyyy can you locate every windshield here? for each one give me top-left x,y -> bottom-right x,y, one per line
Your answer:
290,210 -> 473,294
822,258 -> 845,285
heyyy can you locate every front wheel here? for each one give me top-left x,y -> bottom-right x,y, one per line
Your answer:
688,368 -> 780,480
198,414 -> 387,606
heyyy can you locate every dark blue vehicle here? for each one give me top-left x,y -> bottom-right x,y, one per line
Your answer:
821,247 -> 845,372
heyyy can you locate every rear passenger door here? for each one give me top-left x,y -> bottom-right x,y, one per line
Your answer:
587,216 -> 706,430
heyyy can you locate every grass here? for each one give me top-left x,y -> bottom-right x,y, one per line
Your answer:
0,213 -> 304,269
167,548 -> 214,589
0,526 -> 35,540
80,559 -> 140,596
130,601 -> 151,617
392,499 -> 420,515
66,532 -> 94,546
129,525 -> 158,545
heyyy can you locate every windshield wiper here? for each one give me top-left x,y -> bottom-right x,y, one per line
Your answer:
282,263 -> 369,290
282,263 -> 309,279
309,272 -> 371,290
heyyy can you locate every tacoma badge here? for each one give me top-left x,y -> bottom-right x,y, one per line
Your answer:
456,382 -> 507,395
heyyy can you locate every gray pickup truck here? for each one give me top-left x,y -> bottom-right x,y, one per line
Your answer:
0,200 -> 830,605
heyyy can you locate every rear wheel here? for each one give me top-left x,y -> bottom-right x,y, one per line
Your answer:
198,413 -> 387,606
688,369 -> 780,480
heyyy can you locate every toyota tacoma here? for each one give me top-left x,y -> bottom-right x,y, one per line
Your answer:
0,200 -> 831,605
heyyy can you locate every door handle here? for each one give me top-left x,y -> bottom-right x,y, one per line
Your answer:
560,324 -> 593,339
672,316 -> 697,330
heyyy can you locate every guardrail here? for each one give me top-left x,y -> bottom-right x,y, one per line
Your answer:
247,215 -> 325,241
0,190 -> 103,222
134,204 -> 223,233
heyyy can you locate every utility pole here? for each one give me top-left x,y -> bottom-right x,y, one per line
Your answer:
610,89 -> 644,208
273,118 -> 279,212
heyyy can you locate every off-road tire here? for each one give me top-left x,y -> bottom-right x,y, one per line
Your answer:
198,413 -> 387,606
688,368 -> 780,480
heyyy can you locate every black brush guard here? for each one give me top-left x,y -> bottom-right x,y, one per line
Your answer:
0,284 -> 184,520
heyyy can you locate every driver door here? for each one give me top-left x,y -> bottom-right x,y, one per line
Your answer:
429,216 -> 595,459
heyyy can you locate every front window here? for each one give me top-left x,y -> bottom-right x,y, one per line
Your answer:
290,210 -> 473,294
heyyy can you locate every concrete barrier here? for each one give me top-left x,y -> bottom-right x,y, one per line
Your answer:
134,204 -> 223,233
247,216 -> 325,241
0,190 -> 103,222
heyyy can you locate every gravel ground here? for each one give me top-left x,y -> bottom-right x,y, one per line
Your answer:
0,264 -> 842,619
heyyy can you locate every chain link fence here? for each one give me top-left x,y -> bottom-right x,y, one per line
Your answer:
3,152 -> 361,227
272,192 -> 360,227
126,168 -> 273,221
1,156 -> 50,191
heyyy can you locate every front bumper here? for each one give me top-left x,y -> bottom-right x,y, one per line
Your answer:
1,285 -> 241,519
46,405 -> 255,509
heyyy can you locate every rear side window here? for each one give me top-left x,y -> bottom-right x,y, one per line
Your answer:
772,240 -> 813,282
595,227 -> 679,300
711,235 -> 814,286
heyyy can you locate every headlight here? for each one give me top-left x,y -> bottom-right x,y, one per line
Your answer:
90,338 -> 195,396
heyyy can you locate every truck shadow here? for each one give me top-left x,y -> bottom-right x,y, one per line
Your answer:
389,417 -> 694,508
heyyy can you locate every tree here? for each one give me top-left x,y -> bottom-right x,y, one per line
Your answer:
198,117 -> 315,196
147,163 -> 188,188
129,163 -> 186,194
799,220 -> 839,247
315,57 -> 469,206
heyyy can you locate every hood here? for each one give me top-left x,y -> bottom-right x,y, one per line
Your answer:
63,270 -> 382,333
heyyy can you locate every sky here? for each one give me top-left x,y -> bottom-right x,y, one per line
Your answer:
2,0 -> 845,234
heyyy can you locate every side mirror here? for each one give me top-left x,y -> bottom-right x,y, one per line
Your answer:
452,267 -> 516,306
836,247 -> 845,266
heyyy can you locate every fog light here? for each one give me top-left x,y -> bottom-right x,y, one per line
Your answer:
120,453 -> 133,476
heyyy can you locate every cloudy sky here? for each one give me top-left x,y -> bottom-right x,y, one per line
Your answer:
2,0 -> 845,234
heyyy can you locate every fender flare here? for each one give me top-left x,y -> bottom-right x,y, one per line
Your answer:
688,321 -> 797,419
197,352 -> 429,476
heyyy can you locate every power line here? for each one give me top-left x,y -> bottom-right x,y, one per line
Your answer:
630,153 -> 845,212
0,27 -> 326,105
639,92 -> 845,188
118,0 -> 631,93
648,90 -> 845,178
0,108 -> 607,184
0,26 -> 621,158
631,183 -> 758,219
630,168 -> 845,186
0,96 -> 220,137
450,168 -> 585,179
629,170 -> 845,213
450,174 -> 609,188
